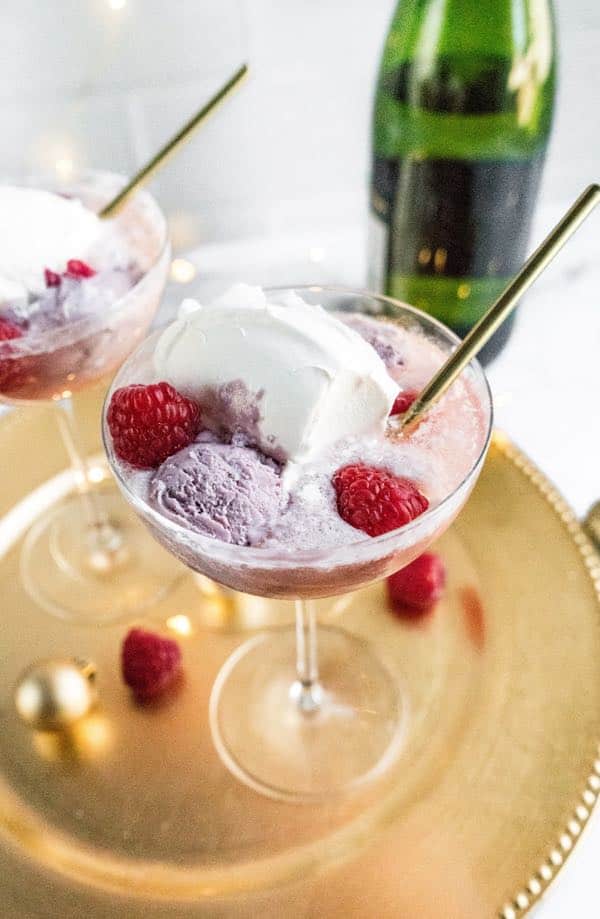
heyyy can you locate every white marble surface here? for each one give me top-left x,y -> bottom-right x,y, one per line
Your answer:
2,0 -> 597,251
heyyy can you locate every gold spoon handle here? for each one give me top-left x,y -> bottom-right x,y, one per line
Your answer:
99,63 -> 248,219
399,183 -> 600,432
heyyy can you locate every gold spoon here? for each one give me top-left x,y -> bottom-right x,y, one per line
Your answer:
99,63 -> 248,219
396,183 -> 600,433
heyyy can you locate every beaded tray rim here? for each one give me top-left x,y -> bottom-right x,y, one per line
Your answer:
492,432 -> 600,919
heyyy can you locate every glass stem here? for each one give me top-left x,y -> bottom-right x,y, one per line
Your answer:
54,398 -> 125,565
292,598 -> 322,714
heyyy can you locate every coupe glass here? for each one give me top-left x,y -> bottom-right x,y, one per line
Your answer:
103,287 -> 493,801
1,169 -> 179,623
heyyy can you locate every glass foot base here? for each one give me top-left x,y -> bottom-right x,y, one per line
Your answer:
21,491 -> 183,624
210,626 -> 406,802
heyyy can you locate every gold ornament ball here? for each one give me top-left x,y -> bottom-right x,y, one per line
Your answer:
14,658 -> 97,731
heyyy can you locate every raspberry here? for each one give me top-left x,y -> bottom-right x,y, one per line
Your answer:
387,552 -> 446,615
107,381 -> 202,468
0,317 -> 24,391
122,628 -> 182,701
44,267 -> 61,287
390,389 -> 417,416
332,463 -> 429,537
64,258 -> 96,279
0,317 -> 23,342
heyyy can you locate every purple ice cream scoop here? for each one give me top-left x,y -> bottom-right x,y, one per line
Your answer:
342,314 -> 405,369
149,435 -> 282,546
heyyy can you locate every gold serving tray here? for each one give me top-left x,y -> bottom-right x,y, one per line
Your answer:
0,385 -> 599,919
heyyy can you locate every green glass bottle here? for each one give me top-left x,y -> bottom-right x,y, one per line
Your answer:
369,0 -> 556,362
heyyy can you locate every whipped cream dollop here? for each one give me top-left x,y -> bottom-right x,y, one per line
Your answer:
0,186 -> 102,301
154,284 -> 399,467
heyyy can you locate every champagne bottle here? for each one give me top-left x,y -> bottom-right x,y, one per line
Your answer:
369,0 -> 556,362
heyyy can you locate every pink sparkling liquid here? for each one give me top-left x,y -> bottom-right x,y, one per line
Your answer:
0,175 -> 168,404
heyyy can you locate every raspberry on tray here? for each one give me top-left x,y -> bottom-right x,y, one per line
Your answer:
387,552 -> 447,614
122,627 -> 183,701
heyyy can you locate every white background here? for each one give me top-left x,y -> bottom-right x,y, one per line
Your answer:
1,0 -> 597,247
0,1 -> 599,916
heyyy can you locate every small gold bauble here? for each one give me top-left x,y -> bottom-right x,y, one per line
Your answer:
14,658 -> 97,731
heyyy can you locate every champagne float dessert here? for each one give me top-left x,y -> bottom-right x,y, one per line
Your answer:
0,171 -> 175,622
104,285 -> 492,800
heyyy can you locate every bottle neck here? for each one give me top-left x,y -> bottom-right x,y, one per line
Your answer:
386,0 -> 554,65
373,0 -> 556,158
